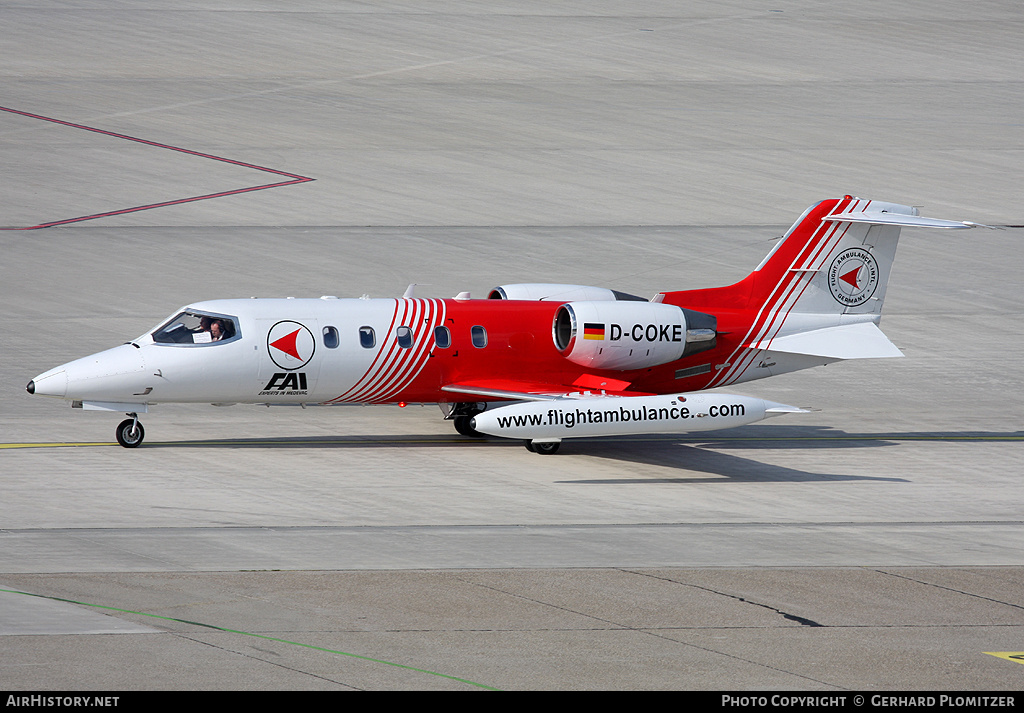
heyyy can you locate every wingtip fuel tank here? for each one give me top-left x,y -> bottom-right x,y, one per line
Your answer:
471,393 -> 807,442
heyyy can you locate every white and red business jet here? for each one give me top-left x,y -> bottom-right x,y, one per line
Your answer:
28,197 -> 977,454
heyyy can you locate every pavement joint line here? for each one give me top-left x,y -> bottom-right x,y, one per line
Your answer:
0,587 -> 500,691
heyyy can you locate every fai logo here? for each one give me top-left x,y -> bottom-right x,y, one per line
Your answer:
261,372 -> 308,394
827,248 -> 879,307
267,320 -> 315,370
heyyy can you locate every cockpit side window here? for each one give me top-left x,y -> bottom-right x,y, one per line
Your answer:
152,311 -> 240,345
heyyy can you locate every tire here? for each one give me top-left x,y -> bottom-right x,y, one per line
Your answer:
453,415 -> 483,438
531,441 -> 560,455
115,418 -> 145,448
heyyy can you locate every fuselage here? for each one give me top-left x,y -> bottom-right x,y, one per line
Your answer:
28,295 -> 758,408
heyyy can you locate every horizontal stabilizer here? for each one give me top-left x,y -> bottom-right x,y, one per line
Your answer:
823,212 -> 973,229
751,322 -> 904,360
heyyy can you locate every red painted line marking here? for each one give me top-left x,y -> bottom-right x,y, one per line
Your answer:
0,105 -> 314,230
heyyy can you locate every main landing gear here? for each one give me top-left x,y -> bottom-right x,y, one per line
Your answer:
449,403 -> 485,438
446,403 -> 561,454
524,440 -> 560,455
453,414 -> 482,438
115,413 -> 145,448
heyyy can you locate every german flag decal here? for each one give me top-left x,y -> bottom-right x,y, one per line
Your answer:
583,323 -> 605,340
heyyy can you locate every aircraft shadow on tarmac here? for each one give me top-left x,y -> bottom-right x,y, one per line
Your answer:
561,441 -> 902,484
553,426 -> 1024,483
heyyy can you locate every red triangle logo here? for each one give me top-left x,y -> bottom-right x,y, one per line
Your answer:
839,266 -> 861,289
270,329 -> 302,360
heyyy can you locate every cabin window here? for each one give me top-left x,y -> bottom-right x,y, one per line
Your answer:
323,326 -> 339,349
397,326 -> 414,349
471,325 -> 487,348
359,326 -> 375,348
433,326 -> 451,349
152,310 -> 240,345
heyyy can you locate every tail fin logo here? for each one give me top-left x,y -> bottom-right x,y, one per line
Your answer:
828,248 -> 879,306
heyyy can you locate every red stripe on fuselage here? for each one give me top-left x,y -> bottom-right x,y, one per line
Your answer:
357,299 -> 420,402
372,299 -> 443,402
383,299 -> 566,403
329,300 -> 404,403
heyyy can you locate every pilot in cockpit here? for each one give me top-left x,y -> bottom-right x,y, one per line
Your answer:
210,320 -> 226,341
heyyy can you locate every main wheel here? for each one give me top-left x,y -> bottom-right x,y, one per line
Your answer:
453,414 -> 483,438
115,418 -> 145,448
531,441 -> 560,455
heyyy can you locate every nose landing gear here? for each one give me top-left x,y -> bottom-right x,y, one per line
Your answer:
115,413 -> 145,448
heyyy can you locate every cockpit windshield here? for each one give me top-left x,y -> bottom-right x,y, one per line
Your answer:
152,310 -> 240,345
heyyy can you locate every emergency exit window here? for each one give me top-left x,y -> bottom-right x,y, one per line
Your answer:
434,326 -> 451,348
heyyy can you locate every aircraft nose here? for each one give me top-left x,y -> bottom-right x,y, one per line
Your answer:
27,368 -> 68,398
65,344 -> 150,401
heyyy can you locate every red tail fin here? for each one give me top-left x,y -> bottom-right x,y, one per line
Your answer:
658,197 -> 972,388
658,197 -> 854,312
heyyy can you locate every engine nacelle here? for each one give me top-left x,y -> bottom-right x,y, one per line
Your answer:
488,283 -> 646,302
552,302 -> 717,371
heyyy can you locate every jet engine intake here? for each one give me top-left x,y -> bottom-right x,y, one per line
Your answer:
552,302 -> 716,371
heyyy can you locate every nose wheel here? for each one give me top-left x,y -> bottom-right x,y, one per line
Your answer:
115,415 -> 145,448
